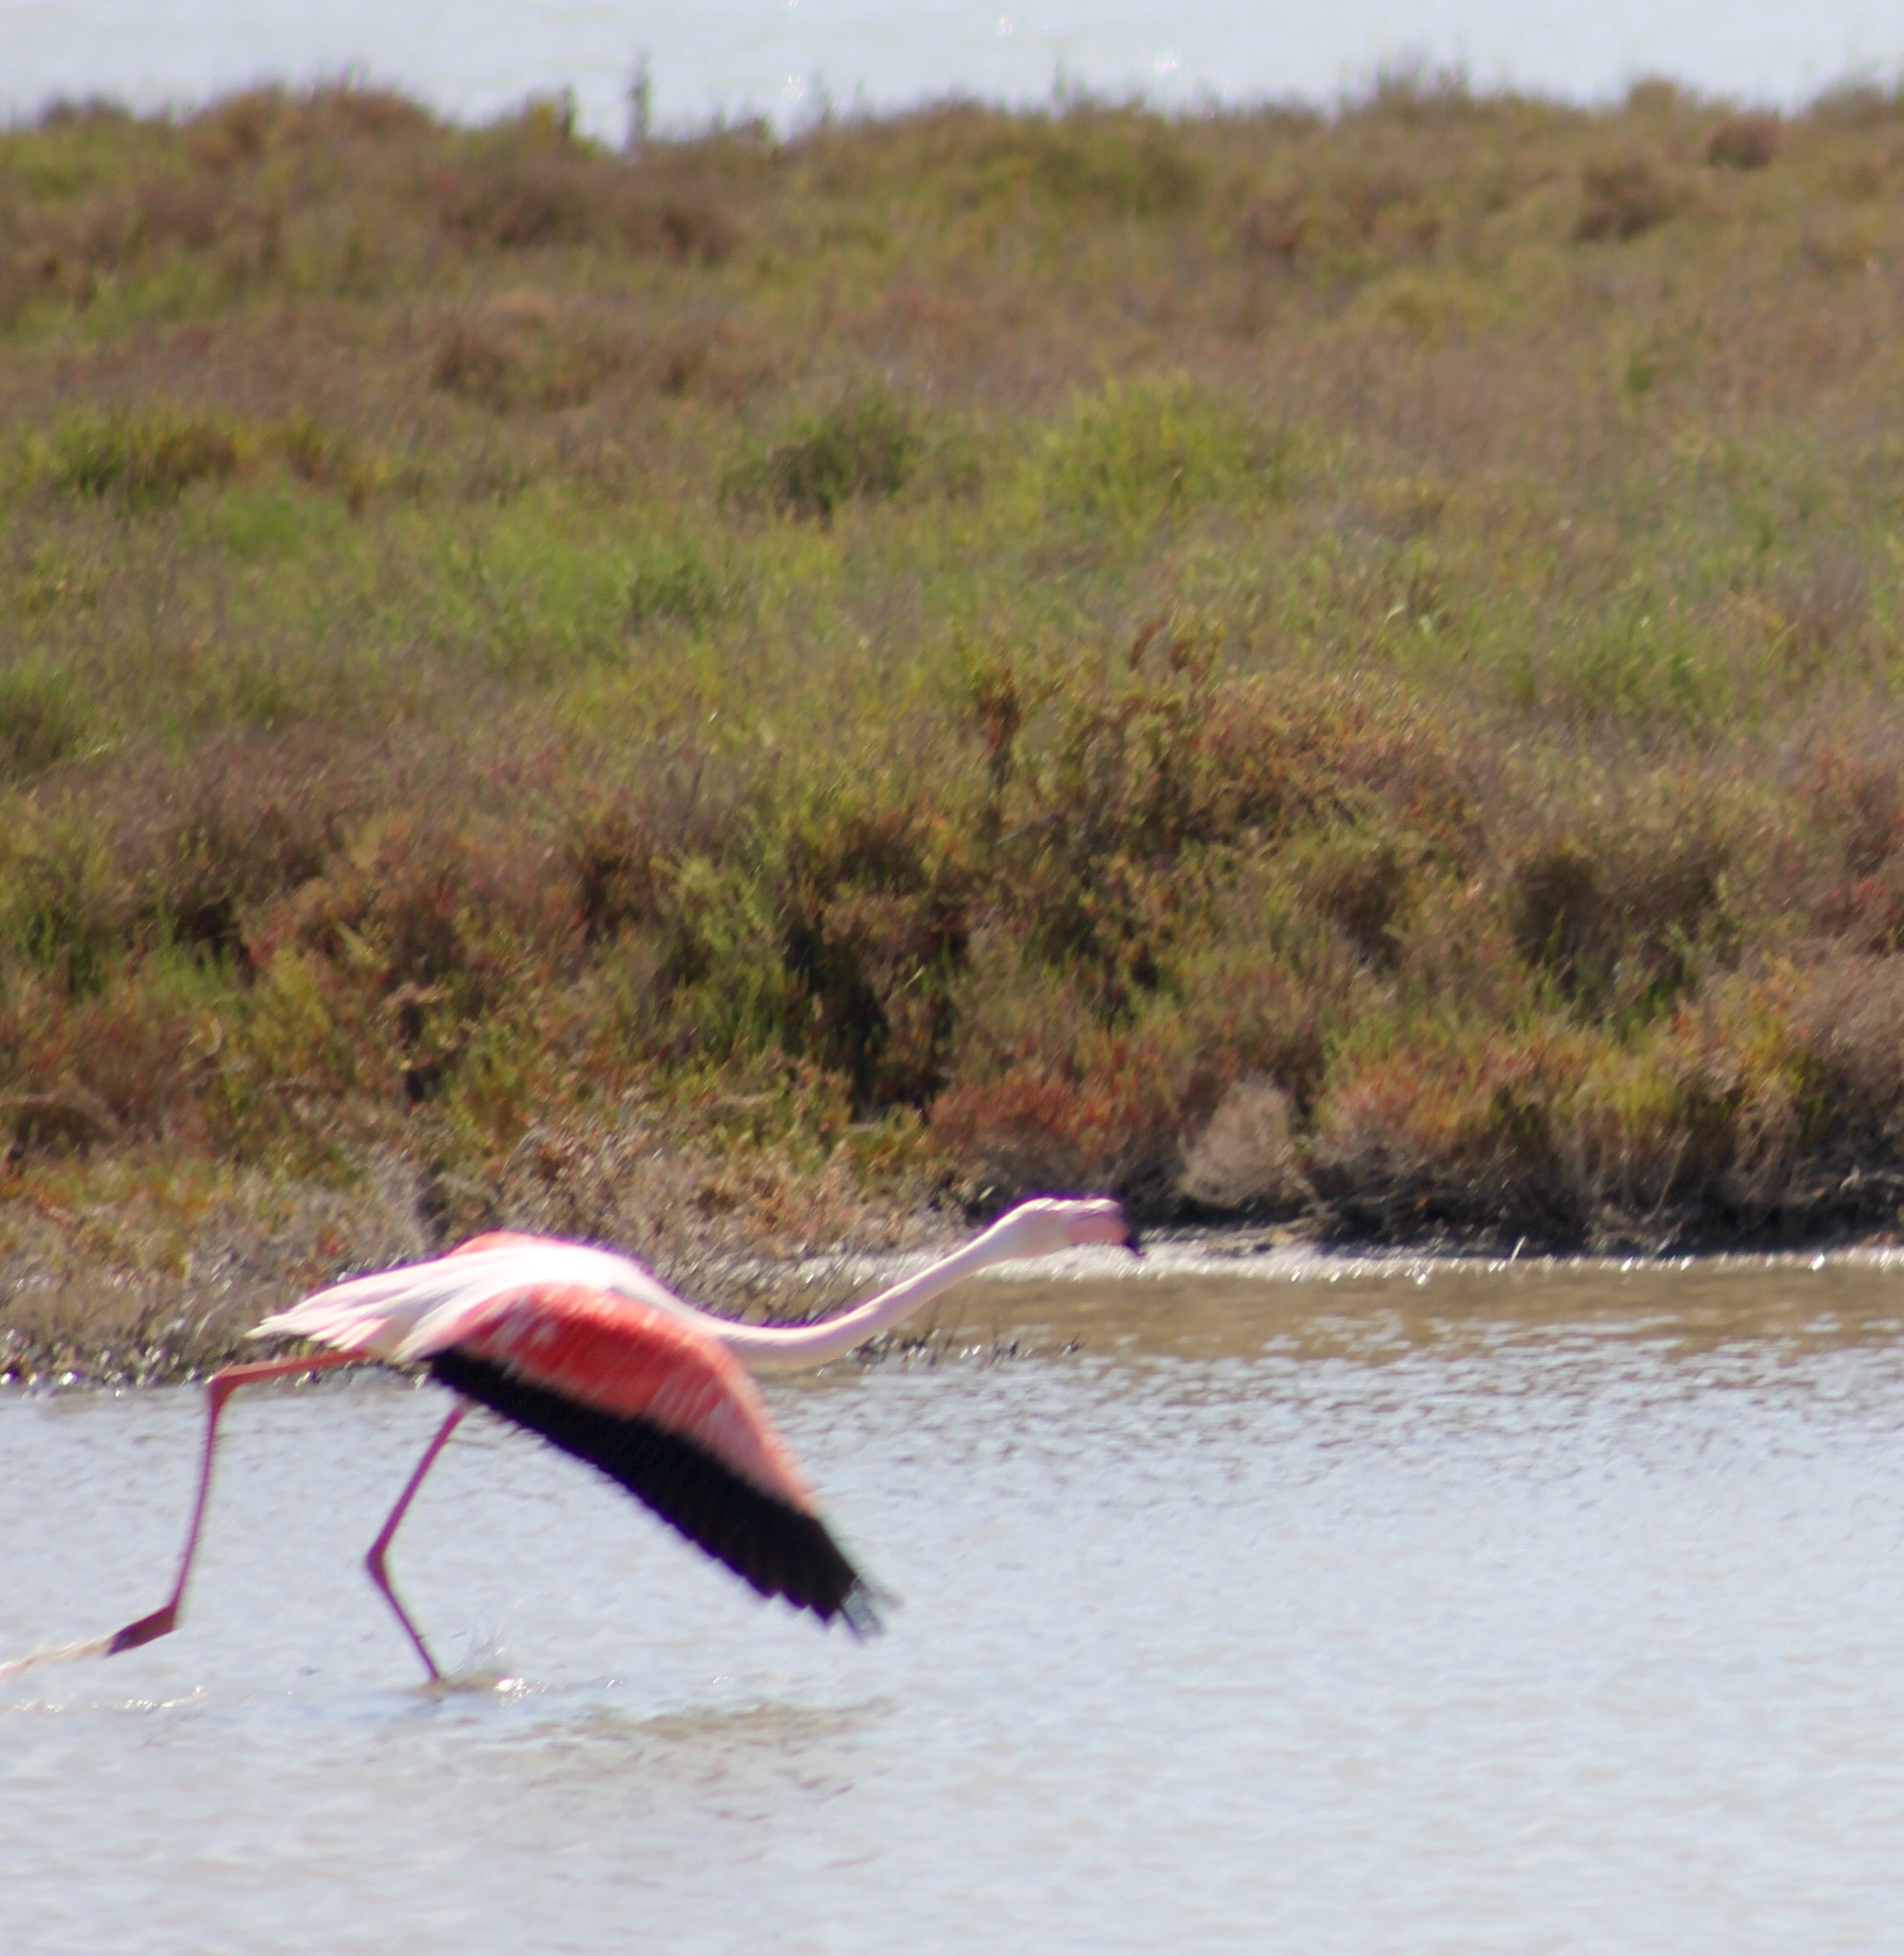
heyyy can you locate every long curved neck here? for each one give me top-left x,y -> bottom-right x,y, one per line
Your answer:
708,1225 -> 1016,1372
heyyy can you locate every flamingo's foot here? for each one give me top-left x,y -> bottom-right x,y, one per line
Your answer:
105,1604 -> 179,1655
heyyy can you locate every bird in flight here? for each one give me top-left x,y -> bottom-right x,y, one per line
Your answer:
5,1196 -> 1134,1682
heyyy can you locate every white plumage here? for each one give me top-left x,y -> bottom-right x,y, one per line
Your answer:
251,1234 -> 697,1363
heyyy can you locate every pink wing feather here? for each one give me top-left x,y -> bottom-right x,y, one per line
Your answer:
454,1282 -> 815,1510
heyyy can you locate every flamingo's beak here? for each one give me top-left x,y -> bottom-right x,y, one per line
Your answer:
1121,1222 -> 1145,1258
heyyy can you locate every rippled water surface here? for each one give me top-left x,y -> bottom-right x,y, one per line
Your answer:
9,1255 -> 1904,1952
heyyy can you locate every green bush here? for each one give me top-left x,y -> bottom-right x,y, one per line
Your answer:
726,389 -> 920,522
1042,375 -> 1288,526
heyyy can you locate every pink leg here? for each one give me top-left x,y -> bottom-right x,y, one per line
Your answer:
109,1352 -> 363,1656
363,1404 -> 468,1683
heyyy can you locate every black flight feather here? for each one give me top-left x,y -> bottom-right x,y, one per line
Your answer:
428,1348 -> 882,1633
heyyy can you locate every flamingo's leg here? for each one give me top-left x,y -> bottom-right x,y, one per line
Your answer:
108,1351 -> 363,1656
363,1404 -> 468,1683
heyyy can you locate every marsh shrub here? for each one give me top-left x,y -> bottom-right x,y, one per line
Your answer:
24,83 -> 1904,1293
0,972 -> 213,1141
431,319 -> 523,410
1289,826 -> 1417,967
779,796 -> 975,1108
1507,811 -> 1731,1018
614,188 -> 739,266
1790,955 -> 1904,1150
0,819 -> 119,995
1016,114 -> 1204,218
174,81 -> 433,164
726,389 -> 920,522
1705,115 -> 1782,170
1307,1020 -> 1598,1241
1237,187 -> 1308,263
565,797 -> 668,944
256,817 -> 581,1006
128,179 -> 280,265
972,663 -> 1471,1016
130,739 -> 366,961
435,155 -> 738,263
183,91 -> 273,168
929,1010 -> 1203,1209
1576,155 -> 1682,242
1803,747 -> 1904,951
438,159 -> 600,249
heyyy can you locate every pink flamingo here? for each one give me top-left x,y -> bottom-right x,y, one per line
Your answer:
9,1197 -> 1132,1682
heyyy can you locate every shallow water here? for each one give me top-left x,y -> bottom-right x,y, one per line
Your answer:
8,1254 -> 1904,1953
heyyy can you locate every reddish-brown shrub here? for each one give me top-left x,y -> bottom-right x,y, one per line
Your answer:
1290,826 -> 1415,967
566,796 -> 668,944
781,797 -> 975,1108
1788,953 -> 1904,1145
1706,115 -> 1782,170
433,158 -> 738,263
987,668 -> 1471,1011
182,91 -> 282,172
248,817 -> 583,1100
430,319 -> 526,410
1800,748 -> 1904,949
1308,1021 -> 1601,1241
1576,155 -> 1682,241
0,974 -> 204,1142
929,1018 -> 1196,1208
429,309 -> 637,412
1238,189 -> 1308,263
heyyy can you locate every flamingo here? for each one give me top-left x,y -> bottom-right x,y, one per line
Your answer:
5,1196 -> 1133,1683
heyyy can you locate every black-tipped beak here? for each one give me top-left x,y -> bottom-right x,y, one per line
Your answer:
1122,1223 -> 1145,1258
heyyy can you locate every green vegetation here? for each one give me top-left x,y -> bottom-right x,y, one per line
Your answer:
8,75 -> 1904,1374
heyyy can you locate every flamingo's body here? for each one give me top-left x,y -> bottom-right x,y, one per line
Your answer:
6,1197 -> 1132,1683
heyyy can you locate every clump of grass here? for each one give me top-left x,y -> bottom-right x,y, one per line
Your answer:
266,414 -> 378,512
50,407 -> 240,506
0,665 -> 91,780
625,536 -> 730,629
1042,375 -> 1291,526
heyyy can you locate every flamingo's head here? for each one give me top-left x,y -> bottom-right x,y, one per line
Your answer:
981,1196 -> 1139,1261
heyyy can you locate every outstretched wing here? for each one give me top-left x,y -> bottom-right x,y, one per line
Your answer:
249,1232 -> 698,1365
432,1282 -> 881,1634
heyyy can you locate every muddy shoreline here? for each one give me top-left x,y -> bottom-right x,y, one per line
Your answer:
11,1199 -> 1904,1393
